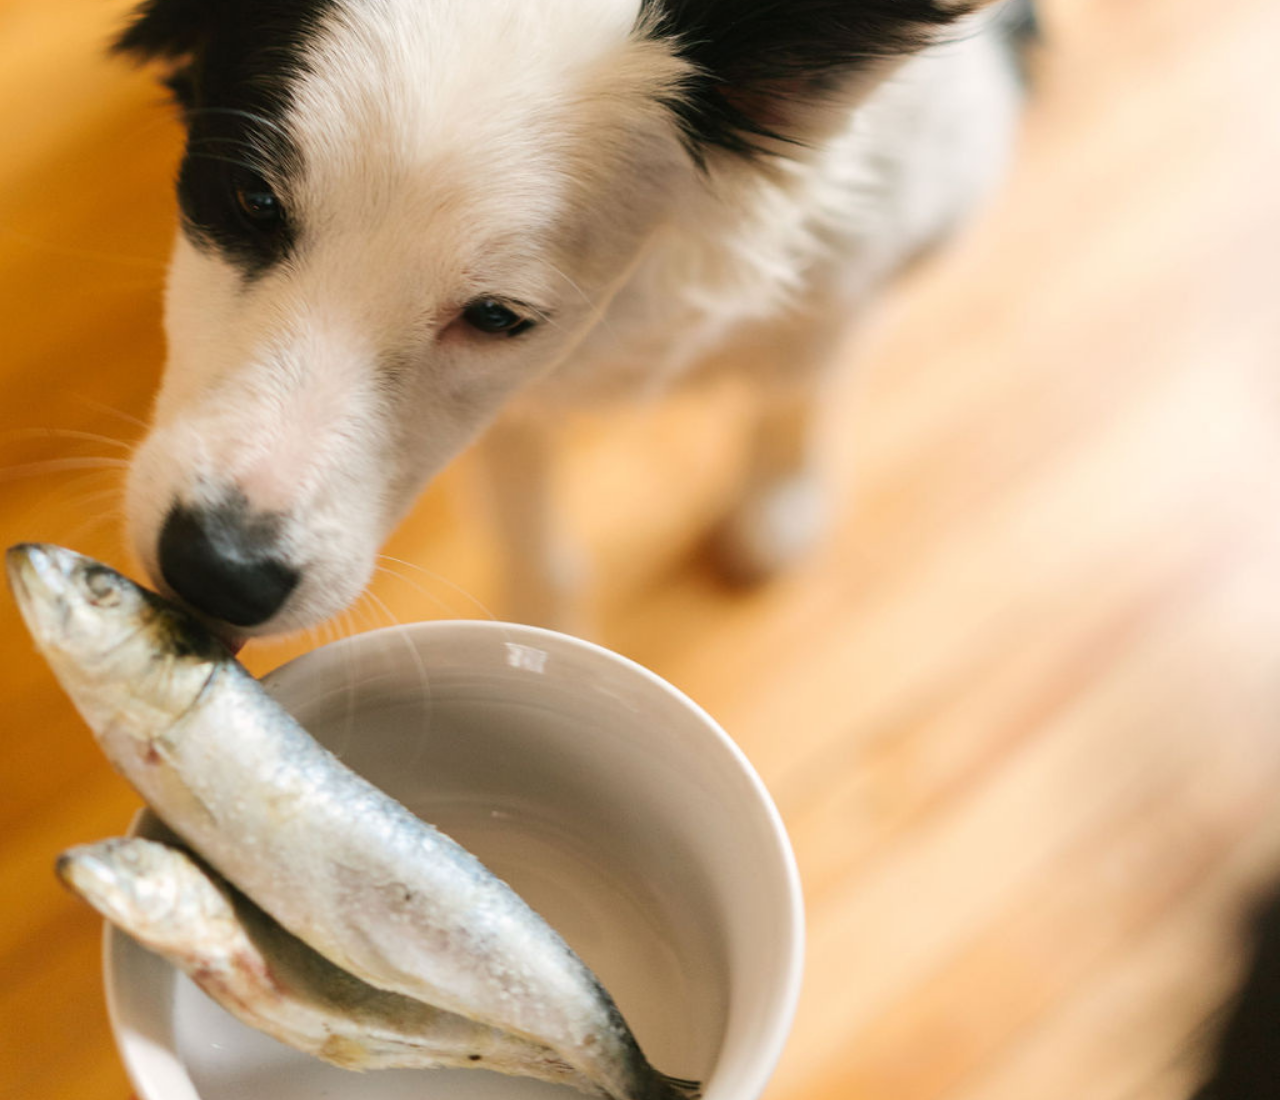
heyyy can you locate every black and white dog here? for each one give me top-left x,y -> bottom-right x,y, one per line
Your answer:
111,11 -> 1280,1085
116,0 -> 1033,636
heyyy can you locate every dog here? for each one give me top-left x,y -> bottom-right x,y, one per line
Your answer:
114,0 -> 1034,637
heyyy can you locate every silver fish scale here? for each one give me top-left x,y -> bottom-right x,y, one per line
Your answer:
58,837 -> 596,1087
144,660 -> 657,1099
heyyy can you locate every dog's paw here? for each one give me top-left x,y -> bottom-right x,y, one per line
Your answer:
710,474 -> 826,586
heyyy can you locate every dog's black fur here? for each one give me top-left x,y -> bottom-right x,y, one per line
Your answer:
114,0 -> 1006,271
114,0 -> 1041,280
115,0 -> 336,276
125,0 -> 983,174
636,0 -> 978,160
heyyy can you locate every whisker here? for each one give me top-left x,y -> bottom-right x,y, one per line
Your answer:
0,457 -> 130,485
321,616 -> 341,648
6,470 -> 126,551
70,397 -> 149,431
373,563 -> 455,620
544,262 -> 594,306
369,593 -> 397,630
60,486 -> 127,528
344,594 -> 372,636
545,262 -> 620,342
61,483 -> 126,510
357,611 -> 379,638
0,427 -> 136,452
186,151 -> 275,175
363,588 -> 403,630
55,468 -> 127,498
185,136 -> 282,176
65,507 -> 125,548
377,554 -> 499,622
182,106 -> 289,136
12,465 -> 124,507
57,478 -> 127,540
187,135 -> 272,152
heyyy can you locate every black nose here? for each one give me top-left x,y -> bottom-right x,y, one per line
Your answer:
157,500 -> 299,628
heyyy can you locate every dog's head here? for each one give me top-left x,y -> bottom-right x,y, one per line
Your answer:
118,0 -> 978,636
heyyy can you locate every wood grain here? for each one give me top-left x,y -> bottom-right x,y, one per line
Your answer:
3,1 -> 1280,1098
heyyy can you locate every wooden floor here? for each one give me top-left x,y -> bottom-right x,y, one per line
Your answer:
3,0 -> 1280,1097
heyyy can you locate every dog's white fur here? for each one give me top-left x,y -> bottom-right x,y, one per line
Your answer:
125,0 -> 1025,632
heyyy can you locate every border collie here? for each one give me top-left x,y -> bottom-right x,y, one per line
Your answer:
115,0 -> 1033,636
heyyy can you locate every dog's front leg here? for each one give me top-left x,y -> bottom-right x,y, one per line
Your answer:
712,385 -> 827,585
701,303 -> 851,586
479,413 -> 583,632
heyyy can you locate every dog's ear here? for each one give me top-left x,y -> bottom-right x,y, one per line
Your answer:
640,0 -> 981,163
113,0 -> 210,62
112,0 -> 212,108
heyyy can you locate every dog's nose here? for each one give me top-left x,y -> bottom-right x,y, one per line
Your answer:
157,500 -> 299,627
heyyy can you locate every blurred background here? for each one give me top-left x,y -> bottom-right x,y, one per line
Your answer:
3,0 -> 1280,1097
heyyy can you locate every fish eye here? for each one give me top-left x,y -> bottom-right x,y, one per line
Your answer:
462,299 -> 536,337
82,565 -> 123,607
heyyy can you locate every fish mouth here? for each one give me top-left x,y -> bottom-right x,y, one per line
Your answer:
55,845 -> 108,900
5,543 -> 71,632
56,843 -> 134,927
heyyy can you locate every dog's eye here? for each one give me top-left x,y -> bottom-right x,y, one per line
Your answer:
232,171 -> 284,231
462,299 -> 535,337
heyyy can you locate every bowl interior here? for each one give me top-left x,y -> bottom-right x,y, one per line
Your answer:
108,622 -> 802,1100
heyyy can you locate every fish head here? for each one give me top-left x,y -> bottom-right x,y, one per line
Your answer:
6,544 -> 225,743
57,838 -> 241,955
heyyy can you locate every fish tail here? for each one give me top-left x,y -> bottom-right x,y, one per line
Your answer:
652,1071 -> 702,1099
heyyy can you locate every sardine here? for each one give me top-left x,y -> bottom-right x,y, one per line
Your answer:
58,836 -> 593,1087
7,544 -> 698,1100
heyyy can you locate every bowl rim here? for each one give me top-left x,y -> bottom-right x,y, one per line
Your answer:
105,619 -> 805,1100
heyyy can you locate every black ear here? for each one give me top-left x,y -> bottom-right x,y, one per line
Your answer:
640,0 -> 977,162
112,0 -> 210,62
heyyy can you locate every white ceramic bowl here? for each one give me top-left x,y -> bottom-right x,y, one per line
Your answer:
105,621 -> 803,1100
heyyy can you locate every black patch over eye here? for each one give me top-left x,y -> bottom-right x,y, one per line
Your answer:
178,152 -> 295,277
232,170 -> 285,231
462,299 -> 535,337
